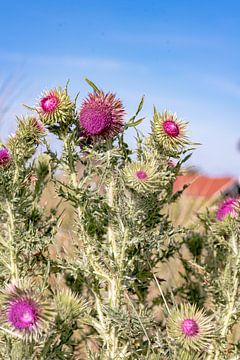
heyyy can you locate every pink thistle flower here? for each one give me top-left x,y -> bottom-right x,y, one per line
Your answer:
167,303 -> 214,352
40,92 -> 60,113
216,197 -> 238,221
152,110 -> 188,151
135,169 -> 148,181
0,147 -> 11,167
37,87 -> 74,125
1,284 -> 54,341
124,160 -> 160,193
79,91 -> 125,140
163,119 -> 180,137
181,319 -> 199,337
8,298 -> 39,330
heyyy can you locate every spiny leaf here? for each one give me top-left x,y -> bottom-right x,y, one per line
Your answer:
85,78 -> 100,93
125,117 -> 145,128
128,95 -> 145,123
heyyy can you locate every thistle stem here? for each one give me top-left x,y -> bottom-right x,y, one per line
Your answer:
221,253 -> 240,338
6,200 -> 18,281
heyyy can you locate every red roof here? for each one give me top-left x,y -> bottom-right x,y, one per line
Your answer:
174,174 -> 236,198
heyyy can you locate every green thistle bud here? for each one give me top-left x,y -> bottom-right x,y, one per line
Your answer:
152,109 -> 189,152
55,288 -> 88,322
167,303 -> 214,352
123,160 -> 161,193
8,116 -> 45,160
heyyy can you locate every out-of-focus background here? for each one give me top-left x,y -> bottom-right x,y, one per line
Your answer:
0,0 -> 239,178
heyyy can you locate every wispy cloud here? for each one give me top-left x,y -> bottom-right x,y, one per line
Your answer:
0,50 -> 147,72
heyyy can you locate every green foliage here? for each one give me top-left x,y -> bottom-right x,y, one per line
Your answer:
0,79 -> 239,359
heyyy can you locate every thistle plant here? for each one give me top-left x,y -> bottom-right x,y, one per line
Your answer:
0,79 -> 238,359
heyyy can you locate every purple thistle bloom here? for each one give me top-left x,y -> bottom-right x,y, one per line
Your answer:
40,92 -> 60,113
152,110 -> 189,152
163,120 -> 180,137
181,319 -> 199,337
124,160 -> 161,193
167,303 -> 214,351
79,91 -> 125,140
0,147 -> 11,167
135,169 -> 148,181
8,298 -> 38,330
1,284 -> 54,341
216,197 -> 238,221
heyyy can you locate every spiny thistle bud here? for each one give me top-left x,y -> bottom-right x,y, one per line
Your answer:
0,147 -> 11,167
216,197 -> 239,221
152,110 -> 188,152
31,118 -> 45,134
167,304 -> 214,352
55,288 -> 87,322
79,91 -> 125,140
37,87 -> 74,125
123,160 -> 161,193
8,117 -> 46,160
0,284 -> 54,341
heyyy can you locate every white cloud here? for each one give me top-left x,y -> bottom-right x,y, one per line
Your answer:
0,50 -> 146,72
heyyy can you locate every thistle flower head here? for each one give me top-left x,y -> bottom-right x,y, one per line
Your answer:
40,93 -> 59,113
216,197 -> 239,221
8,117 -> 46,153
152,110 -> 188,152
167,303 -> 214,352
123,160 -> 160,193
8,298 -> 38,330
0,284 -> 54,341
0,147 -> 11,167
79,91 -> 125,140
37,87 -> 74,125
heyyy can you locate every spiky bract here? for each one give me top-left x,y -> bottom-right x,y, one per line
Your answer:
123,160 -> 161,193
79,91 -> 125,140
0,284 -> 54,341
7,117 -> 46,159
152,110 -> 188,152
55,288 -> 87,322
167,303 -> 214,352
37,87 -> 74,125
216,197 -> 239,221
175,349 -> 204,360
17,116 -> 45,140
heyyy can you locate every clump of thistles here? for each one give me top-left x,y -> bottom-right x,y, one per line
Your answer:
0,147 -> 11,167
0,284 -> 54,341
79,90 -> 125,140
152,109 -> 188,152
37,87 -> 74,125
216,197 -> 239,221
123,160 -> 160,193
167,303 -> 214,352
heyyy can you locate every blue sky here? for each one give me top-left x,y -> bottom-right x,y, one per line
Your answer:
0,0 -> 240,176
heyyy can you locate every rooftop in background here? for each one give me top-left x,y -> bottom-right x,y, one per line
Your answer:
174,174 -> 239,199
